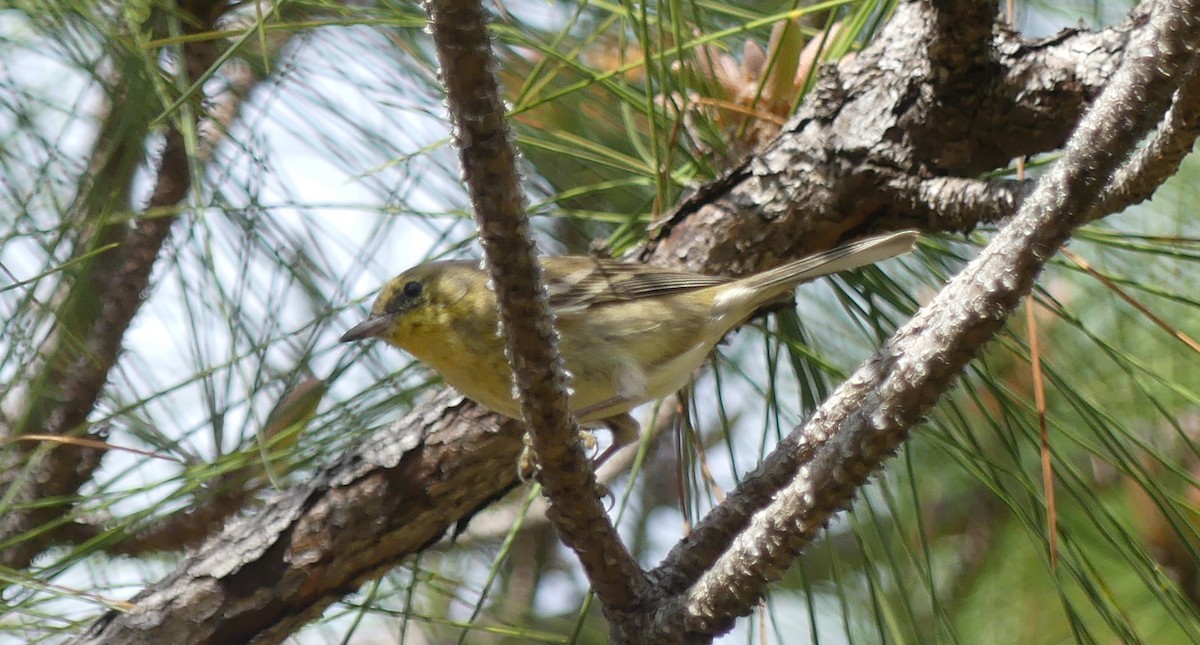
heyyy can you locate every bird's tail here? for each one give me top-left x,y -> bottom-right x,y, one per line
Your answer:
720,230 -> 920,314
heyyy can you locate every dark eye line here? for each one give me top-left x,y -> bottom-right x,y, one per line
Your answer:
383,280 -> 424,314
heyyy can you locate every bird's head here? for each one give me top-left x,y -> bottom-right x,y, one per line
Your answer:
339,260 -> 478,346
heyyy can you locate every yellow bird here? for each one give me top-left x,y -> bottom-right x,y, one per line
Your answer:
341,230 -> 918,455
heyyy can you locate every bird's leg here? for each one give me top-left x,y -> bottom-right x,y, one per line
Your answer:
578,361 -> 645,463
595,412 -> 639,465
572,394 -> 645,464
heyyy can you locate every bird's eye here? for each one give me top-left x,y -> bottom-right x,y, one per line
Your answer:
403,280 -> 423,299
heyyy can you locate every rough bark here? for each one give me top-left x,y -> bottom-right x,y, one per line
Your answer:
82,392 -> 522,644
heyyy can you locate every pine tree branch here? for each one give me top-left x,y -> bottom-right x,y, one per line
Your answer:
1094,51 -> 1200,216
82,392 -> 525,644
642,0 -> 1146,274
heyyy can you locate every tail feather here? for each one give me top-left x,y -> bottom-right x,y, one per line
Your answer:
717,230 -> 919,315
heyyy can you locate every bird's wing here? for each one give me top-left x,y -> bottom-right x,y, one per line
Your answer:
541,257 -> 729,313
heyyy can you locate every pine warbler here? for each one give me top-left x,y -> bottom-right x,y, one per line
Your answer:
341,230 -> 918,454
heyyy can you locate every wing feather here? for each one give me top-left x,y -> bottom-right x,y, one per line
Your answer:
541,257 -> 729,313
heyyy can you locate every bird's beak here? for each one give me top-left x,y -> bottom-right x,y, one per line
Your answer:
340,314 -> 393,343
